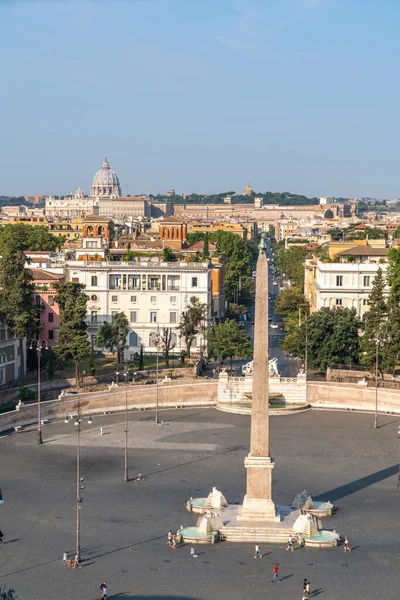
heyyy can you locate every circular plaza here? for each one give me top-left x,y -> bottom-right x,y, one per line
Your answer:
0,407 -> 399,600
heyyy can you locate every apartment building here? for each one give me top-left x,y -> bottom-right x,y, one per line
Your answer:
64,259 -> 224,359
305,244 -> 389,319
0,324 -> 25,385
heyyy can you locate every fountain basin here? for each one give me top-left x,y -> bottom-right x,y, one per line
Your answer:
186,498 -> 207,514
306,501 -> 336,517
304,530 -> 340,548
177,526 -> 220,544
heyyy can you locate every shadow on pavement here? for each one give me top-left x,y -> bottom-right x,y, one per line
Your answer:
314,464 -> 398,502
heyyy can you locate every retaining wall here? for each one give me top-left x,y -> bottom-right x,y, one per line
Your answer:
0,380 -> 218,433
308,381 -> 400,413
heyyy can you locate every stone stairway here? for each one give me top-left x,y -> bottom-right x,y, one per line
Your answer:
220,525 -> 293,543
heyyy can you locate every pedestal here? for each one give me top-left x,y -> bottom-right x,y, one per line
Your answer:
238,455 -> 278,522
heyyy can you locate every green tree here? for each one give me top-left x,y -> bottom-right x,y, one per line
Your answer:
206,319 -> 252,366
0,247 -> 39,383
297,307 -> 361,370
202,233 -> 210,258
155,327 -> 176,367
225,303 -> 246,321
0,223 -> 65,253
382,248 -> 400,374
162,246 -> 176,262
89,339 -> 96,376
139,343 -> 144,370
95,312 -> 130,364
360,267 -> 387,370
274,287 -> 308,320
275,246 -> 308,290
177,296 -> 207,357
211,230 -> 252,302
54,282 -> 90,388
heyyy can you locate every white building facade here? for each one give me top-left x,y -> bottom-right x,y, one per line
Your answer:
64,259 -> 213,359
309,248 -> 389,319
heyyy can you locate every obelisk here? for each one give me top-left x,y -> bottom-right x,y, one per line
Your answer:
239,234 -> 277,521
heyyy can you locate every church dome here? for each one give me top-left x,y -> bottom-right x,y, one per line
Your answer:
90,156 -> 121,198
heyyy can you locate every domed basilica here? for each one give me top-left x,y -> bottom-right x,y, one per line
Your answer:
90,156 -> 121,198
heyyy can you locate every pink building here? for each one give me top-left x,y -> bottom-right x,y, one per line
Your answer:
32,269 -> 65,345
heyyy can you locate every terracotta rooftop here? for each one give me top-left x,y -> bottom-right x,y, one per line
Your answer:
32,269 -> 65,281
337,245 -> 389,257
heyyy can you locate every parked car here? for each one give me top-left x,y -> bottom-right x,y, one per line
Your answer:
270,323 -> 278,329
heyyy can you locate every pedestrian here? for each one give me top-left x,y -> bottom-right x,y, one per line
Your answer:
272,564 -> 279,582
0,530 -> 3,545
254,544 -> 262,559
306,581 -> 310,597
167,530 -> 172,546
344,536 -> 351,552
190,547 -> 198,558
100,581 -> 108,599
171,534 -> 177,550
286,535 -> 294,552
73,553 -> 82,569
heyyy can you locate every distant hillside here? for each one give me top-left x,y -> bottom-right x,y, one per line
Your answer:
0,196 -> 32,207
150,191 -> 319,206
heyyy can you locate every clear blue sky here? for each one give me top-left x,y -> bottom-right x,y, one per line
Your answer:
1,0 -> 400,198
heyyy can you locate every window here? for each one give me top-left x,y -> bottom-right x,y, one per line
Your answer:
0,370 -> 3,383
91,311 -> 98,323
170,312 -> 177,324
363,276 -> 370,287
111,311 -> 118,321
363,299 -> 369,306
129,331 -> 138,346
335,298 -> 343,306
72,277 -> 79,283
48,313 -> 54,323
0,330 -> 5,342
151,296 -> 157,304
48,330 -> 54,340
91,276 -> 98,287
130,311 -> 137,323
48,296 -> 54,306
192,277 -> 198,287
112,296 -> 118,302
130,295 -> 137,303
336,276 -> 343,287
170,296 -> 176,303
35,295 -> 41,305
150,311 -> 157,323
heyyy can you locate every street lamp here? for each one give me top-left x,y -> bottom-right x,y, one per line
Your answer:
116,363 -> 129,482
66,396 -> 92,563
372,334 -> 386,429
29,338 -> 48,445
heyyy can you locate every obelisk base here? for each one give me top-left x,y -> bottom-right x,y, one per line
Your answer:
237,455 -> 279,522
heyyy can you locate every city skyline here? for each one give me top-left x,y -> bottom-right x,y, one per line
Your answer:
1,0 -> 400,197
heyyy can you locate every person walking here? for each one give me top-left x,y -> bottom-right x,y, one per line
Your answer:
305,580 -> 311,598
0,530 -> 3,545
344,536 -> 351,552
167,530 -> 172,546
254,544 -> 262,559
286,535 -> 294,552
272,564 -> 279,582
100,581 -> 108,599
171,534 -> 177,550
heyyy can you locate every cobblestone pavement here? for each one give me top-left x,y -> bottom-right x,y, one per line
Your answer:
0,407 -> 399,599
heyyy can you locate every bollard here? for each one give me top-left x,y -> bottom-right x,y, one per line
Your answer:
100,427 -> 103,436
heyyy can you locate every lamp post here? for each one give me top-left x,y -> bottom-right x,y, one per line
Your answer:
373,334 -> 386,430
29,338 -> 48,445
67,397 -> 92,563
116,363 -> 129,482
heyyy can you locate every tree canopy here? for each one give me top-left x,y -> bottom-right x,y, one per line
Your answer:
95,312 -> 130,364
54,282 -> 90,387
177,296 -> 207,357
0,223 -> 65,253
274,245 -> 308,290
206,319 -> 252,365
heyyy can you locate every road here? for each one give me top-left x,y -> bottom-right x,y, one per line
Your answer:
243,239 -> 301,377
